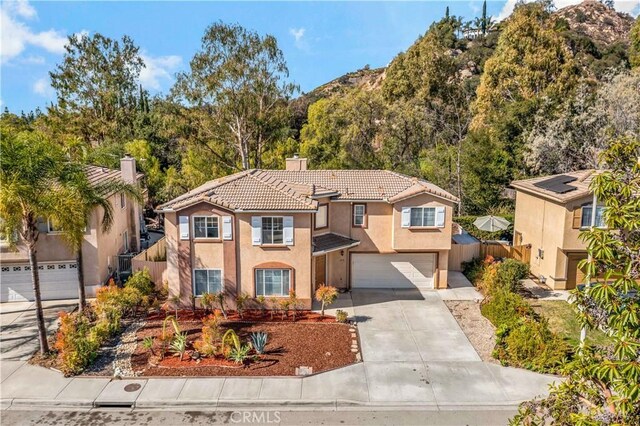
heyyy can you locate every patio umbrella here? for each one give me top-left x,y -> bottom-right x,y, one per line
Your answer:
473,215 -> 510,232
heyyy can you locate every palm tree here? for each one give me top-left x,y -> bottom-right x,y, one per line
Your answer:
60,175 -> 142,311
0,128 -> 87,354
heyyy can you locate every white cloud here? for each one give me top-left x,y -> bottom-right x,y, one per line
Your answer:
289,27 -> 310,52
5,0 -> 36,19
0,0 -> 68,63
139,54 -> 182,90
497,0 -> 639,21
19,54 -> 45,65
32,77 -> 53,97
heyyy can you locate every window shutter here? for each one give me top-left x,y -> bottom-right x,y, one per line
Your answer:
222,216 -> 233,240
572,207 -> 582,229
435,206 -> 446,228
179,216 -> 189,240
251,216 -> 262,245
401,207 -> 411,228
284,216 -> 294,245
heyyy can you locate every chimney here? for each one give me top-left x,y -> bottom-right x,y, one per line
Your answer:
120,154 -> 137,184
285,154 -> 308,171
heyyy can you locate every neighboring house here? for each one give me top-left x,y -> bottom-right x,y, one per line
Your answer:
511,170 -> 601,290
0,156 -> 144,302
157,156 -> 458,309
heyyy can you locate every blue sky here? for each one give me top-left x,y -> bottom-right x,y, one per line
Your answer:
2,1 -> 639,113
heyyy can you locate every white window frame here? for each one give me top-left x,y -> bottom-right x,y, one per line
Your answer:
261,216 -> 284,245
193,268 -> 223,296
581,204 -> 606,229
192,215 -> 220,239
315,204 -> 328,229
353,204 -> 366,227
47,218 -> 63,234
255,268 -> 291,297
409,207 -> 437,227
120,193 -> 126,209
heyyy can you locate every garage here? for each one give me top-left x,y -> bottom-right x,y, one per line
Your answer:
351,253 -> 436,289
0,261 -> 79,302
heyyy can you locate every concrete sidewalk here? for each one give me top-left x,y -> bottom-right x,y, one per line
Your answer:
1,361 -> 556,411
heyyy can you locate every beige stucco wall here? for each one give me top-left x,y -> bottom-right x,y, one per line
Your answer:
513,190 -> 589,289
0,191 -> 139,296
392,194 -> 455,252
164,202 -> 313,308
236,212 -> 313,306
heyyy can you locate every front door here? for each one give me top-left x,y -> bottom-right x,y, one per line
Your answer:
314,255 -> 327,289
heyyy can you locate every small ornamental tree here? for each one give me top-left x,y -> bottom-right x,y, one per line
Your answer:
512,136 -> 640,425
315,285 -> 338,317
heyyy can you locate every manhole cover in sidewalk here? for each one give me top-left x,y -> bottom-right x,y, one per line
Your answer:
124,383 -> 142,392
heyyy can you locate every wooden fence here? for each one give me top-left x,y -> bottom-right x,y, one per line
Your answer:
480,242 -> 531,264
131,237 -> 167,286
448,242 -> 480,271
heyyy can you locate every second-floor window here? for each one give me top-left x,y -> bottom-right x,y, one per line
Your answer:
410,207 -> 436,227
262,217 -> 284,244
401,206 -> 445,228
353,204 -> 366,227
120,193 -> 126,209
315,204 -> 328,229
193,216 -> 219,239
48,218 -> 62,233
581,204 -> 605,228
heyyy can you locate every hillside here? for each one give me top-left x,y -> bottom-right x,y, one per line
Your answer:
555,0 -> 635,46
295,0 -> 635,107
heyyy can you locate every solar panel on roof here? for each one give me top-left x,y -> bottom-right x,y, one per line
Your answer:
533,175 -> 578,194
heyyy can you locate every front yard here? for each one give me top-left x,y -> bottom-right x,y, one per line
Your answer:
131,312 -> 357,377
529,300 -> 612,346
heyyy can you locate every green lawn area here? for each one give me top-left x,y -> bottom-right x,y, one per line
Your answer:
530,300 -> 613,347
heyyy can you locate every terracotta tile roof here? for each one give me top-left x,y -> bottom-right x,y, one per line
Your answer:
312,233 -> 360,254
84,165 -> 143,187
158,169 -> 458,212
511,170 -> 597,203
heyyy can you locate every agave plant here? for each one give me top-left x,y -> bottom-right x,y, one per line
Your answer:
170,332 -> 188,361
228,344 -> 252,364
142,336 -> 154,356
250,332 -> 268,354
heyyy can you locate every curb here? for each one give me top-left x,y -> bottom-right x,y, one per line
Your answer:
3,397 -> 527,412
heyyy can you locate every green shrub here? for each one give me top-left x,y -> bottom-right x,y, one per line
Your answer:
495,259 -> 529,292
462,257 -> 484,285
55,311 -> 100,376
125,269 -> 154,296
494,317 -> 569,373
481,288 -> 535,327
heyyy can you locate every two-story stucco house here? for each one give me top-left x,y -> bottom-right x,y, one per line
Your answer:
511,170 -> 601,290
157,157 -> 459,309
0,156 -> 144,302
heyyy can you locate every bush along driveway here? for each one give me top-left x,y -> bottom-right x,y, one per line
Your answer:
1,288 -> 558,410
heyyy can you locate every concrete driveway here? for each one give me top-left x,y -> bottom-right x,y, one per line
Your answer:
343,288 -> 556,405
0,300 -> 77,361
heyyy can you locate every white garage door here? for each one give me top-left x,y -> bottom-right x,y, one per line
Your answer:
0,262 -> 79,302
351,253 -> 436,289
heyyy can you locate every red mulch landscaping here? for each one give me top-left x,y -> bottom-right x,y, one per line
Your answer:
131,310 -> 357,377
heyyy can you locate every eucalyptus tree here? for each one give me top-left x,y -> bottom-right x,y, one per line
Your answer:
0,127 -> 86,354
172,22 -> 297,174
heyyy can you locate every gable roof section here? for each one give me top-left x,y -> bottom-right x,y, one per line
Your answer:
84,165 -> 144,190
511,170 -> 596,203
158,169 -> 458,212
